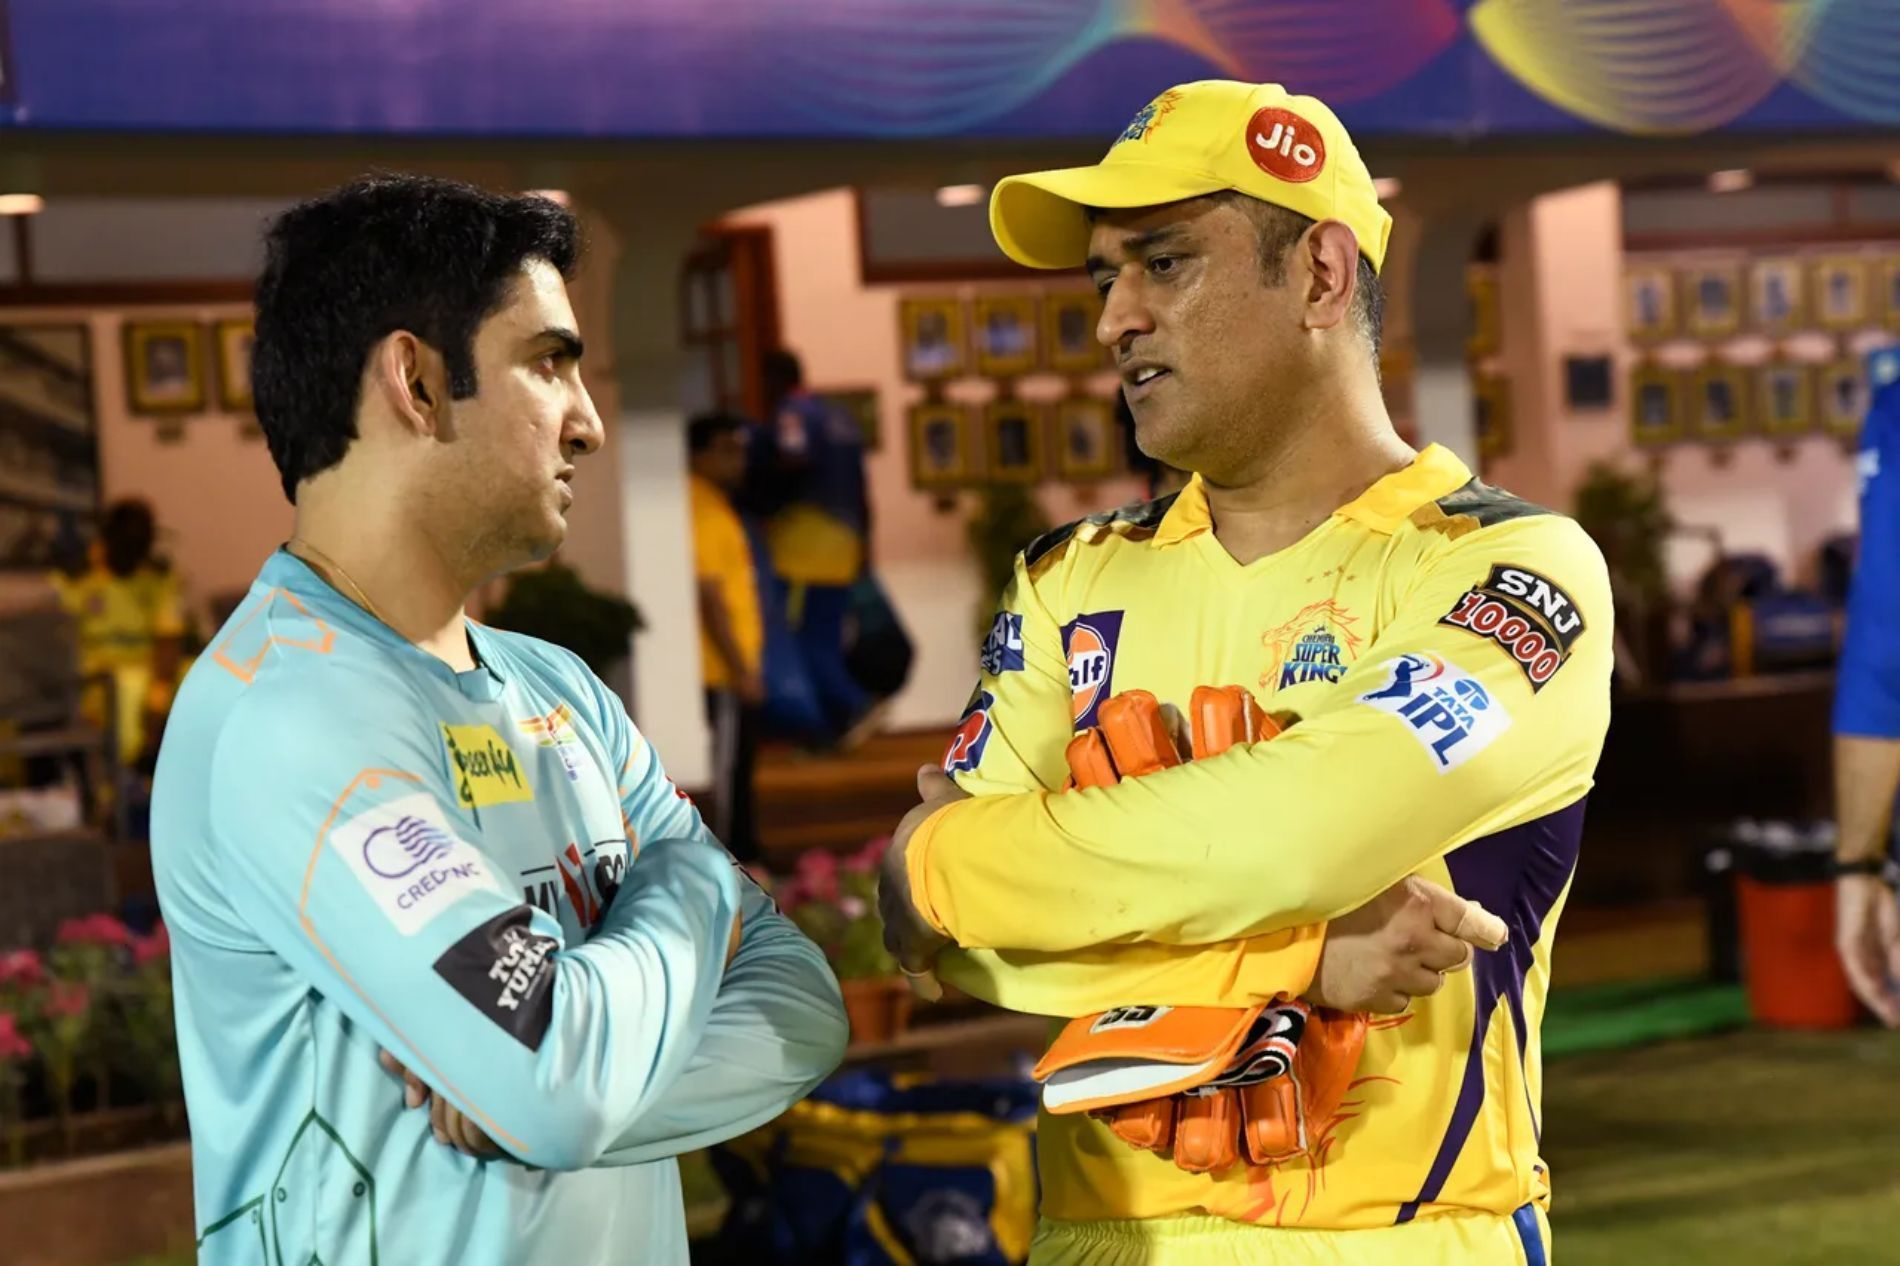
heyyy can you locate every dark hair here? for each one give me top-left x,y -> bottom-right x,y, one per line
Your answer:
688,411 -> 748,455
762,348 -> 804,399
251,173 -> 580,502
100,498 -> 156,576
1207,192 -> 1384,366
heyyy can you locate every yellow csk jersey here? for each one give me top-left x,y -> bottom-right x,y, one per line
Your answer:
907,445 -> 1610,1260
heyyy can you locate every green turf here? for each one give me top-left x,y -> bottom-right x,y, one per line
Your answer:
1544,1027 -> 1900,1265
1543,976 -> 1751,1057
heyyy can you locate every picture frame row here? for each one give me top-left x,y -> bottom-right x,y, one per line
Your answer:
899,293 -> 1109,383
123,317 -> 253,417
1627,256 -> 1900,343
909,395 -> 1120,488
1630,358 -> 1869,447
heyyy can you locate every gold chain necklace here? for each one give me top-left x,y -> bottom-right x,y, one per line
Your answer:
288,537 -> 392,627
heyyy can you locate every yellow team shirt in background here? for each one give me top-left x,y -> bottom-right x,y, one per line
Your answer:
50,561 -> 186,763
910,445 -> 1611,1256
689,474 -> 764,689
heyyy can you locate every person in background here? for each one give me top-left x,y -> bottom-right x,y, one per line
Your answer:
760,347 -> 884,749
1835,344 -> 1900,1027
689,411 -> 766,865
50,498 -> 187,772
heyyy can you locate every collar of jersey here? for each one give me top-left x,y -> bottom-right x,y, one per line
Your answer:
1153,444 -> 1471,546
265,548 -> 507,701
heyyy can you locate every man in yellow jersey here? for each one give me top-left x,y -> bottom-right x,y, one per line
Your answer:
878,80 -> 1610,1265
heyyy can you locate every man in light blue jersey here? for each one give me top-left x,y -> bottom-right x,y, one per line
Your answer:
150,174 -> 848,1265
1835,344 -> 1900,1027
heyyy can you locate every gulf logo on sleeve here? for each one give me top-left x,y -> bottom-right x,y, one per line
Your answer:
944,690 -> 995,775
1359,652 -> 1512,773
1062,611 -> 1124,729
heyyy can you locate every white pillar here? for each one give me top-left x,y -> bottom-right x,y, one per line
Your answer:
606,208 -> 714,789
1408,214 -> 1489,468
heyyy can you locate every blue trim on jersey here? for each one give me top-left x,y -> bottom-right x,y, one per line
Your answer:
1513,1202 -> 1548,1266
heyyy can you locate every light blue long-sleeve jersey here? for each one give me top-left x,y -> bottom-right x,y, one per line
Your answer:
151,549 -> 847,1265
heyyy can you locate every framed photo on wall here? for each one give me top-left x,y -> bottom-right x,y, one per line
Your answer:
815,387 -> 881,450
214,317 -> 255,413
1053,395 -> 1116,480
1754,360 -> 1813,437
1749,259 -> 1806,338
898,297 -> 967,382
973,295 -> 1039,378
1043,292 -> 1106,374
1812,257 -> 1868,332
1473,373 -> 1511,459
982,398 -> 1044,483
1820,355 -> 1868,438
1880,256 -> 1900,333
1683,264 -> 1742,340
123,320 -> 206,415
1689,360 -> 1750,441
1629,361 -> 1682,446
1625,266 -> 1677,344
908,401 -> 973,488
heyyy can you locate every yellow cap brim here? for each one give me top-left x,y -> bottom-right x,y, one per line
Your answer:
990,162 -> 1231,270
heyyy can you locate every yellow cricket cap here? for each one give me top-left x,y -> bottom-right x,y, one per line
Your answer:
990,80 -> 1392,274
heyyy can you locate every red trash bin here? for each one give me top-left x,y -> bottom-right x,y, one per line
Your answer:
1735,844 -> 1859,1030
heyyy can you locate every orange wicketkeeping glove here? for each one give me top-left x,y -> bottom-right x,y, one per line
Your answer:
1029,685 -> 1369,1175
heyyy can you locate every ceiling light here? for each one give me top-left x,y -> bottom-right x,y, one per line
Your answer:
1372,177 -> 1402,200
0,194 -> 44,216
1708,169 -> 1753,194
528,189 -> 570,207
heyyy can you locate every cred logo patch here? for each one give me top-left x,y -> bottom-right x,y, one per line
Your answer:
1439,564 -> 1585,691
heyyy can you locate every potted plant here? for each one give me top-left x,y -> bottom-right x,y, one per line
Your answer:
775,840 -> 914,1045
966,486 -> 1051,639
1573,462 -> 1673,687
485,561 -> 645,678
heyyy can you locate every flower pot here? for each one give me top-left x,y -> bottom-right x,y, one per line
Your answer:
839,976 -> 914,1046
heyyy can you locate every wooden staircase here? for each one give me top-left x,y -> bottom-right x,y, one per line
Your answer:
754,729 -> 946,863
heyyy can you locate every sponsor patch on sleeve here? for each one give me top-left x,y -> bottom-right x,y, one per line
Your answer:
432,905 -> 558,1050
329,792 -> 508,934
980,612 -> 1026,676
1359,653 -> 1512,772
943,689 -> 995,776
1061,610 -> 1124,729
1437,564 -> 1585,690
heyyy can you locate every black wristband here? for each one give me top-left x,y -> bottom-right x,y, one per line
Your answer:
1835,857 -> 1888,878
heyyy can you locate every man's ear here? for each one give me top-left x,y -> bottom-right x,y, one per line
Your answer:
372,331 -> 452,437
1299,220 -> 1361,335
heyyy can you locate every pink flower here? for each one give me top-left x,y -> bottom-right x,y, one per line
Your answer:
0,1012 -> 29,1062
56,913 -> 132,949
795,849 -> 841,903
42,982 -> 89,1020
0,950 -> 45,990
847,836 -> 892,873
133,922 -> 171,968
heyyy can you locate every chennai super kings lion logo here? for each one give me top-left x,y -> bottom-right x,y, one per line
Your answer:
1261,601 -> 1363,693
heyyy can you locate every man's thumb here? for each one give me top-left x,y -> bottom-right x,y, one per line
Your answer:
1428,884 -> 1509,951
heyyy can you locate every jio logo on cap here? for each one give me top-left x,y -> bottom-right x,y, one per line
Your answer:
1245,107 -> 1326,184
